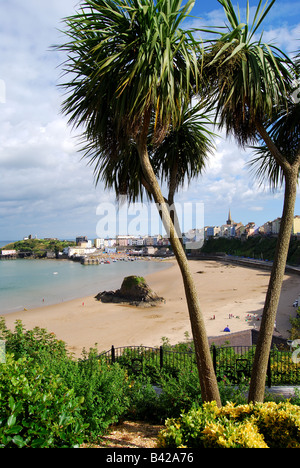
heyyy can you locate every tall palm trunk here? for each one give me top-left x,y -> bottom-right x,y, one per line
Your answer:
137,135 -> 221,406
248,167 -> 298,402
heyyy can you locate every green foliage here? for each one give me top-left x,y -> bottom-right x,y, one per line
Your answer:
66,349 -> 131,435
0,318 -> 70,363
201,236 -> 300,265
122,276 -> 146,288
126,375 -> 160,422
58,0 -> 201,147
1,320 -> 299,446
204,0 -> 292,147
3,239 -> 75,255
0,320 -> 131,441
158,401 -> 300,448
0,354 -> 87,448
126,369 -> 203,423
290,309 -> 300,340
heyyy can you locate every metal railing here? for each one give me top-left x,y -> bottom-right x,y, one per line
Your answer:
99,344 -> 300,388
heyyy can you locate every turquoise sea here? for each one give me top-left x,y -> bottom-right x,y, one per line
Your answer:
0,241 -> 171,315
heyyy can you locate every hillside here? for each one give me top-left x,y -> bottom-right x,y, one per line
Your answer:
2,239 -> 75,257
200,236 -> 300,266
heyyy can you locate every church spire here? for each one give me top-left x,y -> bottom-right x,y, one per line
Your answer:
227,209 -> 233,226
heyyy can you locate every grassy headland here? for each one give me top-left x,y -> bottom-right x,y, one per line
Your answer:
2,239 -> 75,257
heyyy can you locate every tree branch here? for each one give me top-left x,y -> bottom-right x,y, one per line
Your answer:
255,119 -> 291,174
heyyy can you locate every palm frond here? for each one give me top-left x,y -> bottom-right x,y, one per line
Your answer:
247,95 -> 300,189
202,0 -> 293,147
57,0 -> 201,149
56,0 -> 208,205
152,102 -> 215,190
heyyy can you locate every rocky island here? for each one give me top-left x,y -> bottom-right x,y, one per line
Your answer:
95,275 -> 165,308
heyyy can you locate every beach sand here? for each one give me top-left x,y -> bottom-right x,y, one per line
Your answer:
1,259 -> 299,357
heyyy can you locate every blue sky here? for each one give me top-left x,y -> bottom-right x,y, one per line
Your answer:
0,0 -> 299,241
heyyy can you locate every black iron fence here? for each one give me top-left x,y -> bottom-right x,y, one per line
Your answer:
99,344 -> 300,388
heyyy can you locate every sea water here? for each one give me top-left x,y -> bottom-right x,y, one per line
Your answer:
0,248 -> 171,315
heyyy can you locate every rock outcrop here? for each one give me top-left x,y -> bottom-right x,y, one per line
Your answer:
95,275 -> 164,307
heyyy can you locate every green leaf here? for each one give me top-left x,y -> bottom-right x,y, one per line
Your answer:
7,414 -> 16,428
5,425 -> 22,435
8,396 -> 15,411
12,435 -> 26,448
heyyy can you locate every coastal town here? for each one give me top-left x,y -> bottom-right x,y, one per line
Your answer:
1,211 -> 300,263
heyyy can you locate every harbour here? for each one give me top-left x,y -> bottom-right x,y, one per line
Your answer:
0,256 -> 171,316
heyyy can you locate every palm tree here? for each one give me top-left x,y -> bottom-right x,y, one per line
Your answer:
202,0 -> 298,402
247,66 -> 300,402
153,103 -> 215,205
57,0 -> 221,405
83,101 -> 214,238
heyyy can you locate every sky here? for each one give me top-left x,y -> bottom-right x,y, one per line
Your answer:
0,0 -> 299,241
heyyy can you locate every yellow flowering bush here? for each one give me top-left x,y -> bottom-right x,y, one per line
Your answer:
158,401 -> 300,448
202,419 -> 268,448
252,401 -> 300,448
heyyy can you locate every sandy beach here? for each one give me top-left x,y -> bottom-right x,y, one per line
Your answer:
1,259 -> 299,357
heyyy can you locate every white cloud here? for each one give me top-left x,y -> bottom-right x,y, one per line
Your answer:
263,24 -> 300,55
0,0 -> 299,240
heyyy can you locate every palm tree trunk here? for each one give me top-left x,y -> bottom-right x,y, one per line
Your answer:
248,167 -> 298,403
137,138 -> 221,406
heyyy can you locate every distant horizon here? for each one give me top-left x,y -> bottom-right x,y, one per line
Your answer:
1,208 -> 298,244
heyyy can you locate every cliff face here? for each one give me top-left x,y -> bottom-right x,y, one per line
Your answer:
95,275 -> 164,307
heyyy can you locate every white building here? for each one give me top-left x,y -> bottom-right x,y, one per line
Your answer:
1,250 -> 17,256
103,238 -> 117,248
94,238 -> 104,249
205,226 -> 220,238
263,221 -> 272,235
271,218 -> 281,234
64,246 -> 96,257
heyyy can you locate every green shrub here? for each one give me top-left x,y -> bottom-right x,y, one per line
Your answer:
2,320 -> 299,447
124,368 -> 203,424
126,375 -> 160,422
0,354 -> 87,448
290,308 -> 300,340
0,321 -> 131,442
157,369 -> 202,419
0,318 -> 70,363
67,349 -> 131,436
158,401 -> 300,448
252,401 -> 300,448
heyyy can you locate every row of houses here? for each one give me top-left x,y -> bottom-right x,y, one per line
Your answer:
262,216 -> 300,236
63,234 -> 172,257
205,211 -> 300,240
60,211 -> 300,258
